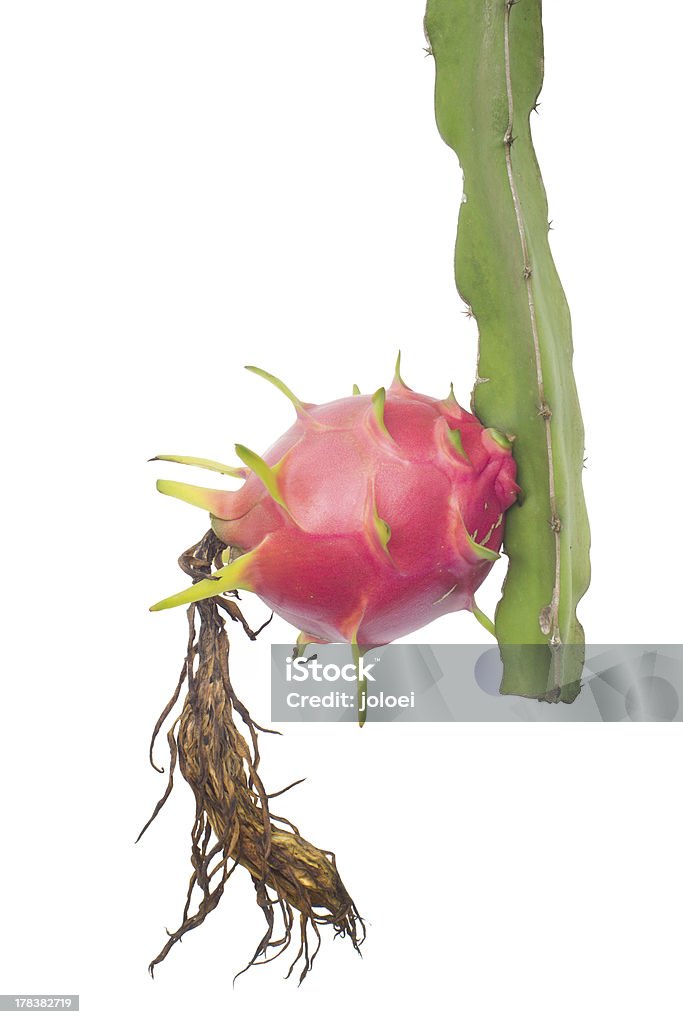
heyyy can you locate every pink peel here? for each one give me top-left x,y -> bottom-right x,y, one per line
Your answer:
152,360 -> 520,647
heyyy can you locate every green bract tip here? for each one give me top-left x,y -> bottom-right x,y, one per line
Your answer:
234,444 -> 290,515
245,365 -> 308,413
393,351 -> 409,389
371,387 -> 394,441
466,532 -> 501,563
447,428 -> 471,463
373,508 -> 392,555
150,454 -> 247,479
150,550 -> 257,611
156,479 -> 227,515
485,427 -> 513,450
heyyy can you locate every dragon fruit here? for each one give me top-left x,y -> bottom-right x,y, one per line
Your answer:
151,358 -> 520,656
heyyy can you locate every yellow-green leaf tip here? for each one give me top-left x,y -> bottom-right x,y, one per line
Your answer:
466,532 -> 500,562
245,365 -> 308,412
156,479 -> 226,513
371,387 -> 394,441
448,428 -> 470,463
149,573 -> 228,611
393,350 -> 409,389
234,444 -> 290,513
150,551 -> 256,611
373,509 -> 391,554
150,454 -> 247,478
485,427 -> 513,450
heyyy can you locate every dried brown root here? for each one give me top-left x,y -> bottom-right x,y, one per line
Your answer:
138,531 -> 364,983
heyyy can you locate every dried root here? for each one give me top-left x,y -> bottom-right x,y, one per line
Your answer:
138,531 -> 364,983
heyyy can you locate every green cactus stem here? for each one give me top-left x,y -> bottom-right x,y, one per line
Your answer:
424,0 -> 590,700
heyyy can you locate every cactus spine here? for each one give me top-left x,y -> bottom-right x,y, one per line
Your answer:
424,0 -> 590,700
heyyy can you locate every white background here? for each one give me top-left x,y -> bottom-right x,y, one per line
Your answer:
1,2 -> 682,1021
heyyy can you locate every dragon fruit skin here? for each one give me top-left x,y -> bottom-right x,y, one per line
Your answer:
151,362 -> 520,649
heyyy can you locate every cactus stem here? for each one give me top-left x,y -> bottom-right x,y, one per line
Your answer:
502,0 -> 562,658
538,605 -> 552,636
426,0 -> 590,698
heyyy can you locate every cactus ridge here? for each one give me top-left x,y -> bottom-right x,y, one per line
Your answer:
424,0 -> 591,699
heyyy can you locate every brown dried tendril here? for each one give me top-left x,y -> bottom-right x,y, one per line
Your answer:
137,531 -> 364,983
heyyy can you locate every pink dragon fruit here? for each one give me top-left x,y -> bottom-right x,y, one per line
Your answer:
151,358 -> 520,657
